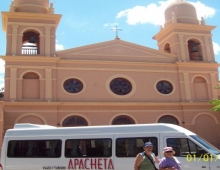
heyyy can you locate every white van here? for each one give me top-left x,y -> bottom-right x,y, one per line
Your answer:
1,123 -> 220,170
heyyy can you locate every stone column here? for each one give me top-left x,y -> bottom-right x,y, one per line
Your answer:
39,35 -> 44,55
183,72 -> 192,101
17,34 -> 23,55
17,78 -> 23,100
45,26 -> 52,56
45,69 -> 52,100
178,34 -> 187,61
204,36 -> 212,62
40,78 -> 45,100
11,24 -> 19,55
9,68 -> 17,101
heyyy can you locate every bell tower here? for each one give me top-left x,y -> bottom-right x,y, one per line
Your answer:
153,0 -> 218,102
2,0 -> 61,56
153,0 -> 216,62
1,0 -> 62,102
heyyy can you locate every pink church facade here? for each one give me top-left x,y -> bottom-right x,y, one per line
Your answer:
0,0 -> 220,150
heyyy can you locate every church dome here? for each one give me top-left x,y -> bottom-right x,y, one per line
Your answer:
13,0 -> 49,13
164,0 -> 199,27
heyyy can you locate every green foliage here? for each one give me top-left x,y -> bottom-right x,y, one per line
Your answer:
210,99 -> 220,111
210,82 -> 220,111
0,87 -> 4,92
0,87 -> 4,98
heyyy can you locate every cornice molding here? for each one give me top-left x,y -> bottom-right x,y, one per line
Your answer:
1,11 -> 62,32
0,56 -> 60,62
153,23 -> 216,41
3,101 -> 214,107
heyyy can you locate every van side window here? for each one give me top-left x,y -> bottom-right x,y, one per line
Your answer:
167,138 -> 206,157
116,137 -> 158,157
7,140 -> 61,158
65,138 -> 112,158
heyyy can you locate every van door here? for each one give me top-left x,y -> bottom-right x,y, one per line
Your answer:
161,134 -> 210,170
114,133 -> 160,170
64,135 -> 114,170
209,155 -> 220,170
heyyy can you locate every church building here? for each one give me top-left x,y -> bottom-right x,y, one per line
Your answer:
0,0 -> 220,150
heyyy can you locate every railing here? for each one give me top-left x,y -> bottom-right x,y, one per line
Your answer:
22,46 -> 39,55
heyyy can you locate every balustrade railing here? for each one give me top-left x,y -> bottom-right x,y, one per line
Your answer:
22,46 -> 39,55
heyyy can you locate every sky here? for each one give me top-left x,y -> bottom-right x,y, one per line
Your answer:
0,0 -> 220,89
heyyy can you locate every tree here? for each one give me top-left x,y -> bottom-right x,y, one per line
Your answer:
210,99 -> 220,111
0,87 -> 4,98
210,85 -> 220,111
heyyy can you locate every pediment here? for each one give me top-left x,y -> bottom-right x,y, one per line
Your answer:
57,39 -> 177,63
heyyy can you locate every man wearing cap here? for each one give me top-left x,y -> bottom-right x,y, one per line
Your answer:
134,142 -> 160,170
159,147 -> 181,170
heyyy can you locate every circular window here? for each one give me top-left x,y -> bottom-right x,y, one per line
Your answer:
156,80 -> 173,94
63,78 -> 83,93
110,78 -> 132,95
158,115 -> 179,125
62,116 -> 88,127
112,115 -> 135,125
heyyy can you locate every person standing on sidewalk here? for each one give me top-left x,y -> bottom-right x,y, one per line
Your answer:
134,142 -> 160,170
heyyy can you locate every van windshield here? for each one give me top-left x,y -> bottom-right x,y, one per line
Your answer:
190,135 -> 220,155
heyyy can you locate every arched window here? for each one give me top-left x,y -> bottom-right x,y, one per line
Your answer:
22,72 -> 40,99
188,39 -> 203,61
112,115 -> 135,125
158,115 -> 179,125
23,72 -> 39,79
164,43 -> 171,53
62,116 -> 88,127
22,31 -> 40,55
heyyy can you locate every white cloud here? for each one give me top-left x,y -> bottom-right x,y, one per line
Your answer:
0,60 -> 5,89
116,0 -> 216,26
56,44 -> 64,51
56,40 -> 64,51
116,4 -> 166,26
0,59 -> 5,74
0,83 -> 4,89
213,42 -> 220,55
192,1 -> 215,19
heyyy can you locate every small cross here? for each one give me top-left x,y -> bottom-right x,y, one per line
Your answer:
111,25 -> 122,39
